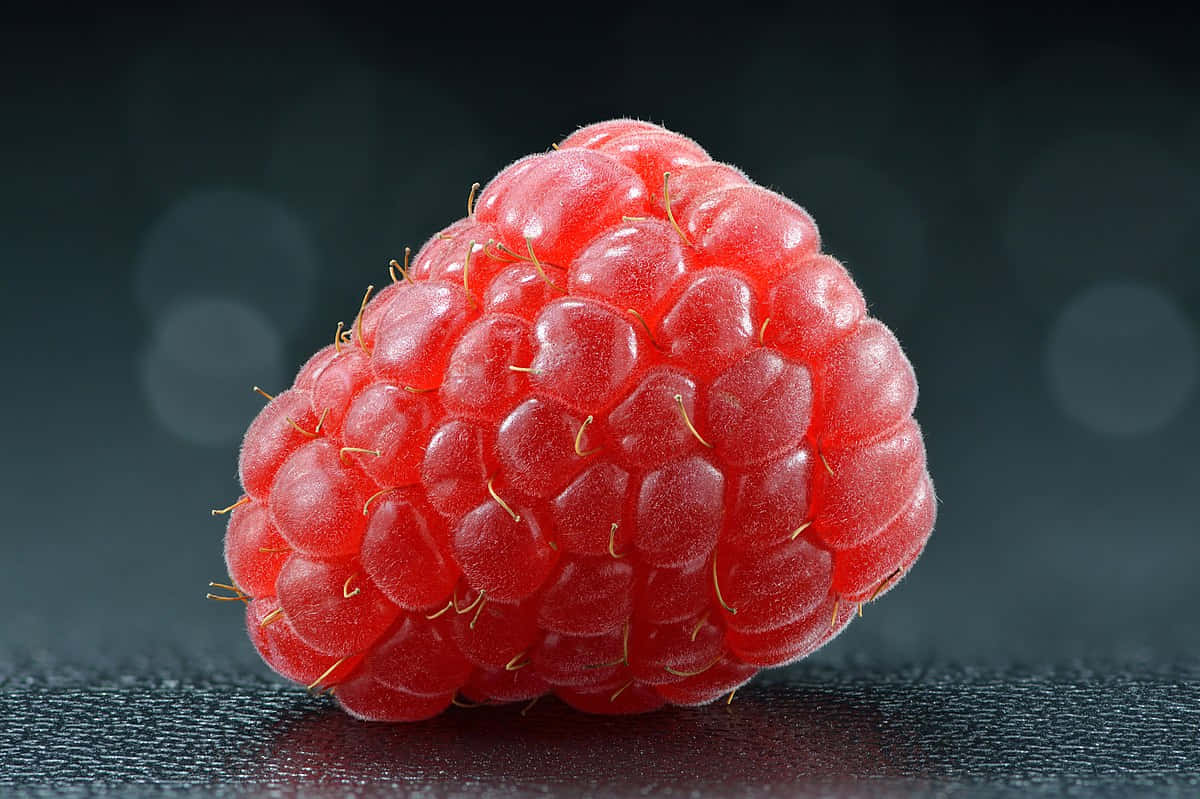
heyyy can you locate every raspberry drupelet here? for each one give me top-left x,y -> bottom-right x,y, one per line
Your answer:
218,119 -> 936,721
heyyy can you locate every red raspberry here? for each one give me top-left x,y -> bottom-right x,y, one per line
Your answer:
217,119 -> 935,721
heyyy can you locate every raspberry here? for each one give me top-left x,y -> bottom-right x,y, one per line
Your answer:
216,119 -> 935,721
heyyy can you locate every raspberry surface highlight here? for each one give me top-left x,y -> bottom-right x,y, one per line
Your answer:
220,119 -> 936,721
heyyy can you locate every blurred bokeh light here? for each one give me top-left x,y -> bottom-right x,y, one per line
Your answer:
135,188 -> 319,333
1046,280 -> 1196,436
141,297 -> 285,446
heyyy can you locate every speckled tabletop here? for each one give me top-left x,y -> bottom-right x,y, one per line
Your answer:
4,653 -> 1198,798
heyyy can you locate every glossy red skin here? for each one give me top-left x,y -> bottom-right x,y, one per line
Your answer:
224,119 -> 935,721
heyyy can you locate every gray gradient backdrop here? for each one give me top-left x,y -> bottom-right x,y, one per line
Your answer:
2,4 -> 1198,679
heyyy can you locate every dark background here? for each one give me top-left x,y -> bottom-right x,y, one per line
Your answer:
2,3 -> 1198,794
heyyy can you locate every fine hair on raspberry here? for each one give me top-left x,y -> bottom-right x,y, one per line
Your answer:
214,118 -> 936,721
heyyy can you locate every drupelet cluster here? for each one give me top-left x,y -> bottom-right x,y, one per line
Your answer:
216,119 -> 935,720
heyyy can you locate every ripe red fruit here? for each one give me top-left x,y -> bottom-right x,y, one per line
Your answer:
220,119 -> 935,721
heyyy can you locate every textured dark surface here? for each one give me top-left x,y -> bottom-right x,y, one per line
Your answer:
4,656 -> 1199,798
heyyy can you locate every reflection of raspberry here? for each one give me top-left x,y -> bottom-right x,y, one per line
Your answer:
217,119 -> 935,721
